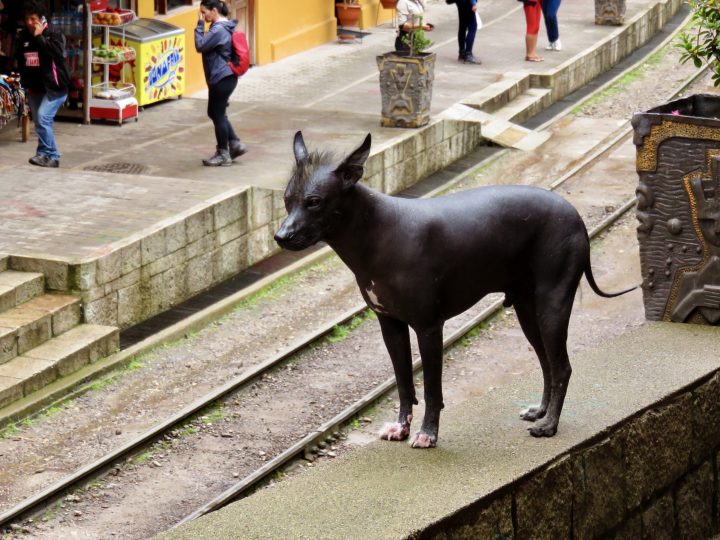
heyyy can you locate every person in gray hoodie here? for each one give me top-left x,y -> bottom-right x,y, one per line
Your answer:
195,0 -> 246,166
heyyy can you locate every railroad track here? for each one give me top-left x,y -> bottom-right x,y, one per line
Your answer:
0,19 -> 709,535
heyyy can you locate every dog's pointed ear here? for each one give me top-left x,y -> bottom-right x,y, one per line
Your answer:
293,131 -> 310,164
335,133 -> 371,190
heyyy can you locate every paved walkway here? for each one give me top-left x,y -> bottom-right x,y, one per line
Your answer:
0,0 -> 675,262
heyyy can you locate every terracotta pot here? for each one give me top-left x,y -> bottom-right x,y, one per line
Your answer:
376,51 -> 436,128
380,0 -> 397,9
336,3 -> 362,27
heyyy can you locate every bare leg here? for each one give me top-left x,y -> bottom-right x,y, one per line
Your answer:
377,315 -> 416,441
411,324 -> 444,448
525,34 -> 543,61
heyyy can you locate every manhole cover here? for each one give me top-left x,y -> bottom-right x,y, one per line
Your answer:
84,162 -> 149,175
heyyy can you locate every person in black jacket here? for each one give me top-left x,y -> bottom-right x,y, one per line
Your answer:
16,1 -> 69,167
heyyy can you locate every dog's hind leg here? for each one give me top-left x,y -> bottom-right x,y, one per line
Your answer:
377,314 -> 417,442
410,324 -> 445,448
514,295 -> 550,423
527,286 -> 576,438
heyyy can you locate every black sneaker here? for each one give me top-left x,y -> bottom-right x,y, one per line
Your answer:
464,54 -> 482,65
458,51 -> 466,62
229,140 -> 248,160
29,154 -> 59,168
202,149 -> 232,167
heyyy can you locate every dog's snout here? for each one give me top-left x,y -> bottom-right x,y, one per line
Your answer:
274,228 -> 295,243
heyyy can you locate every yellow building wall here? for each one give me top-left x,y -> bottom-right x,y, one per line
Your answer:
255,0 -> 336,65
131,0 -> 395,94
160,7 -> 206,95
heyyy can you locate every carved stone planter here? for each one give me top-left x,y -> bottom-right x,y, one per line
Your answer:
632,94 -> 720,324
376,51 -> 436,128
595,0 -> 625,25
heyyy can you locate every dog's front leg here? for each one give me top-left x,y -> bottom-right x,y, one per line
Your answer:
411,324 -> 444,448
377,314 -> 416,441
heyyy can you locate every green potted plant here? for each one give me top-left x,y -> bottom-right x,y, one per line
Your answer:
376,19 -> 436,128
677,0 -> 720,85
336,0 -> 362,28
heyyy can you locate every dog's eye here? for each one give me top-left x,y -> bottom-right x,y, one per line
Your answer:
305,197 -> 322,209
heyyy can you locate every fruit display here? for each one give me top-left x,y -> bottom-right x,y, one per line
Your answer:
92,8 -> 133,26
92,44 -> 135,63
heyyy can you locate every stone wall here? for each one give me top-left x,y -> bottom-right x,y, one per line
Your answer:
9,186 -> 285,329
423,371 -> 720,540
8,118 -> 482,329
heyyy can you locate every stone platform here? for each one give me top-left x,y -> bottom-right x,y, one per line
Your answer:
160,323 -> 720,540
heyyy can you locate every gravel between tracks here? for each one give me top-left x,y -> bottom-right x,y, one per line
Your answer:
1,43 -> 717,540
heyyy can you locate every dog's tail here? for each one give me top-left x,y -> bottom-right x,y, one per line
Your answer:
584,266 -> 637,298
583,250 -> 638,298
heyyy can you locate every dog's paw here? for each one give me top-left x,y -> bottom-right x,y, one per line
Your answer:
520,405 -> 546,422
528,421 -> 557,438
409,431 -> 437,448
379,422 -> 410,441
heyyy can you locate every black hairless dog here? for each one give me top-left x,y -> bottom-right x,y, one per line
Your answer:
275,132 -> 635,448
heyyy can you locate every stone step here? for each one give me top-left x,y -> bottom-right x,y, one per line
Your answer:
440,103 -> 551,152
0,324 -> 119,409
0,294 -> 82,365
461,72 -> 532,114
0,270 -> 45,313
0,256 -> 7,272
493,88 -> 553,124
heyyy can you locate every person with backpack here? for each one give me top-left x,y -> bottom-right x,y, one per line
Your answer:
195,0 -> 246,166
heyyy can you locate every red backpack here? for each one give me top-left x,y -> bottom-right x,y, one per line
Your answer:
228,30 -> 250,76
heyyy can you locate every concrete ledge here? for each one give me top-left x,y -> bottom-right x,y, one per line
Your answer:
159,323 -> 720,540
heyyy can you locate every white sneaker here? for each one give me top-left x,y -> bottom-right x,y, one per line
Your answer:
545,42 -> 554,50
553,39 -> 562,51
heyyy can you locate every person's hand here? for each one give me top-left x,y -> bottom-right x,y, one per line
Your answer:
198,8 -> 205,22
472,4 -> 477,11
423,23 -> 433,31
32,19 -> 46,37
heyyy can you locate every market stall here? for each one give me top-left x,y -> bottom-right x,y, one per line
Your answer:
0,73 -> 29,141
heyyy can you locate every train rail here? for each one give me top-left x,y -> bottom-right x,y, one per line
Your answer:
0,17 -> 710,534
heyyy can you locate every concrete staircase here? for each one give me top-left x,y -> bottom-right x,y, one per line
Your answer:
0,256 -> 118,409
442,72 -> 553,152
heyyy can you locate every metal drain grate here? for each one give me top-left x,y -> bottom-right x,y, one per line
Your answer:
84,162 -> 149,175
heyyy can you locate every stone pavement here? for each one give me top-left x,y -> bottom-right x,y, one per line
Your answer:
0,0 -> 683,329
